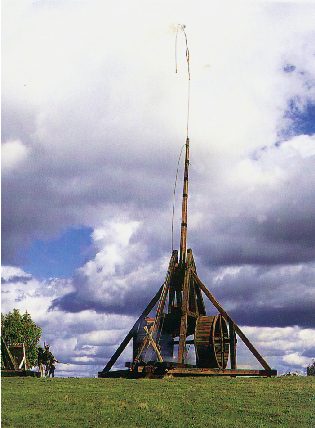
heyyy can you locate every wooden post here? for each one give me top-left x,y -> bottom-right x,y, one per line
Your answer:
178,251 -> 193,364
192,272 -> 272,371
229,320 -> 237,369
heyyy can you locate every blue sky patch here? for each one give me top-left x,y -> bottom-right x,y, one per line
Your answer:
21,226 -> 94,279
281,99 -> 315,139
283,64 -> 296,73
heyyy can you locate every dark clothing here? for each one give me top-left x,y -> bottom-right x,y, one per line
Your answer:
49,364 -> 55,378
48,356 -> 59,378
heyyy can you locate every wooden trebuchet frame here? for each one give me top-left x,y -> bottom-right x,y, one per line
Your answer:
98,28 -> 276,378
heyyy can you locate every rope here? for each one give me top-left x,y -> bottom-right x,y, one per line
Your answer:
175,24 -> 191,139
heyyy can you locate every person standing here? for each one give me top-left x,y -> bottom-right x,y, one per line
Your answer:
48,354 -> 60,378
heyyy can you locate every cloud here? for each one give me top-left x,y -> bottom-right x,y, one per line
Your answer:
52,219 -> 168,313
2,140 -> 29,175
192,133 -> 315,267
237,325 -> 315,373
282,352 -> 312,369
204,263 -> 315,328
1,265 -> 32,284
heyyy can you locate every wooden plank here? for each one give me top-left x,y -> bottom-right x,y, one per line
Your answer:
143,326 -> 163,362
229,320 -> 237,369
192,272 -> 272,371
167,367 -> 277,377
178,251 -> 194,364
177,267 -> 191,364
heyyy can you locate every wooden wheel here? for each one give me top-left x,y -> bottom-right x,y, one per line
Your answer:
195,315 -> 230,368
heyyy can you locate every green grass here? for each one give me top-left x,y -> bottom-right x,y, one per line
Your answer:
2,377 -> 314,427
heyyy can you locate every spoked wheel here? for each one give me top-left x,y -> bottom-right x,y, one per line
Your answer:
195,315 -> 230,368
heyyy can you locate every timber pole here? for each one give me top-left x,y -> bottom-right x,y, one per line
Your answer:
179,137 -> 190,265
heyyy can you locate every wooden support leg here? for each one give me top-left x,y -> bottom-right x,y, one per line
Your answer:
229,320 -> 237,369
192,272 -> 272,371
178,267 -> 191,364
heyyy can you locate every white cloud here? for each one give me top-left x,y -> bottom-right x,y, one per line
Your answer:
243,326 -> 315,354
1,265 -> 32,282
282,352 -> 312,368
286,134 -> 315,158
2,140 -> 29,174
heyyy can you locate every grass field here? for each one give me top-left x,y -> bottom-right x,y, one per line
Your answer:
1,376 -> 314,427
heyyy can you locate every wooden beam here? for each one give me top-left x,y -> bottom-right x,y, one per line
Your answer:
192,272 -> 272,371
178,252 -> 194,364
179,137 -> 190,265
143,326 -> 163,362
166,367 -> 277,377
229,320 -> 237,370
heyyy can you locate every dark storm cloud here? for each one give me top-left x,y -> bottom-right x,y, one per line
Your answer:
200,262 -> 315,328
230,305 -> 315,328
191,140 -> 315,267
1,275 -> 32,285
302,347 -> 315,358
51,280 -> 161,315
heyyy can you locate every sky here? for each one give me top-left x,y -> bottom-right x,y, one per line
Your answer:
2,0 -> 315,377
